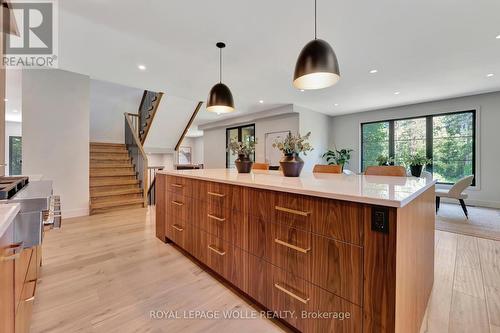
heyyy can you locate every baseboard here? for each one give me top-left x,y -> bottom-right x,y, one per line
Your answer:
441,197 -> 500,209
62,207 -> 89,218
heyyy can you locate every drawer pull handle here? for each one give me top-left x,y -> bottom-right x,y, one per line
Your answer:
274,283 -> 310,304
275,206 -> 310,217
171,184 -> 184,188
171,200 -> 184,206
172,224 -> 184,232
0,242 -> 23,262
274,238 -> 311,254
208,245 -> 226,256
24,296 -> 35,302
207,214 -> 226,222
208,191 -> 226,198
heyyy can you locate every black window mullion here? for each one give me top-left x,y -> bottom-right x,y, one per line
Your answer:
426,116 -> 433,173
388,121 -> 395,162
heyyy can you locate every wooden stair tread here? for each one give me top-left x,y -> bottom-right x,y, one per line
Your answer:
90,203 -> 144,215
90,179 -> 140,187
91,188 -> 142,198
90,151 -> 129,156
90,170 -> 136,177
90,164 -> 134,169
91,156 -> 131,161
90,197 -> 144,209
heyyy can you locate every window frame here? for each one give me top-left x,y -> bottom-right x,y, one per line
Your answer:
225,123 -> 256,168
361,110 -> 476,185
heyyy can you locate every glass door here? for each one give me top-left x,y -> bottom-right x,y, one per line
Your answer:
226,124 -> 255,168
9,136 -> 22,175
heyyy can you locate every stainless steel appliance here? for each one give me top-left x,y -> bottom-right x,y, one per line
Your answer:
0,179 -> 61,249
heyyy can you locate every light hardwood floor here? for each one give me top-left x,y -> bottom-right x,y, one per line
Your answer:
31,207 -> 500,333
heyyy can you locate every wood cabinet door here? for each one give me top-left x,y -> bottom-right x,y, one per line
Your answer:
0,224 -> 16,333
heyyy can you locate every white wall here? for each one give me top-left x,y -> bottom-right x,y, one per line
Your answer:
90,79 -> 143,143
202,127 -> 227,169
22,69 -> 90,217
4,121 -> 22,176
192,136 -> 204,165
330,91 -> 500,208
296,106 -> 331,172
147,153 -> 174,170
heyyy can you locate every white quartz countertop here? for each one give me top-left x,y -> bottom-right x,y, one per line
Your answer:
158,169 -> 436,208
0,203 -> 20,238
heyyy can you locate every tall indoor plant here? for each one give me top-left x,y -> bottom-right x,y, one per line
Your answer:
403,153 -> 432,177
227,138 -> 256,173
273,132 -> 313,177
322,147 -> 354,170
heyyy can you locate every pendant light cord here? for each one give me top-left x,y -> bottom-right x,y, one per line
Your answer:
219,47 -> 222,83
314,0 -> 317,39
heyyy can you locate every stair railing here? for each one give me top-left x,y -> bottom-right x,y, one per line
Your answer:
124,112 -> 148,207
138,91 -> 164,144
147,166 -> 164,205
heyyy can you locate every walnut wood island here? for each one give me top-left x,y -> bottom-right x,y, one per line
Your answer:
155,169 -> 436,333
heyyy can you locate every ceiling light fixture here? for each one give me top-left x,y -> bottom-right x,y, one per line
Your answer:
259,100 -> 264,104
496,34 -> 500,39
207,42 -> 235,114
394,91 -> 401,95
486,73 -> 494,77
293,0 -> 340,90
300,89 -> 305,92
4,98 -> 8,102
334,103 -> 339,106
138,64 -> 146,71
369,69 -> 378,74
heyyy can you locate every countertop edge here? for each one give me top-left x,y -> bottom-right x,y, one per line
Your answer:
159,170 -> 437,208
0,203 -> 21,238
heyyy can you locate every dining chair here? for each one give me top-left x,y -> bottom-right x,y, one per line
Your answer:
312,164 -> 342,174
435,175 -> 474,218
364,166 -> 407,177
252,162 -> 269,170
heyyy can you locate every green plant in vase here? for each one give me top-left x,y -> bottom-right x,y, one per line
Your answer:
322,147 -> 354,170
227,138 -> 256,173
376,155 -> 395,166
273,132 -> 313,177
403,153 -> 432,177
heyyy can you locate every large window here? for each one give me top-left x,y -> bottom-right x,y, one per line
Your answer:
226,124 -> 255,168
361,110 -> 476,184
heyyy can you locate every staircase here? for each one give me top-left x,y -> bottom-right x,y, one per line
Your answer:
89,142 -> 145,214
138,91 -> 164,144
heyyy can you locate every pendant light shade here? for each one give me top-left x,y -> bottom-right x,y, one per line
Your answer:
207,42 -> 235,113
293,39 -> 340,90
293,0 -> 340,90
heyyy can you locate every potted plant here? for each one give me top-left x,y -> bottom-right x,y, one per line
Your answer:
227,138 -> 256,173
403,153 -> 432,177
376,155 -> 395,166
322,147 -> 354,170
273,132 -> 313,177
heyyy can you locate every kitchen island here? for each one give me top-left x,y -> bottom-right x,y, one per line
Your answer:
155,169 -> 436,333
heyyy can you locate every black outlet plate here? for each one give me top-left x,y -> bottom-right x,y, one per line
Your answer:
371,206 -> 389,233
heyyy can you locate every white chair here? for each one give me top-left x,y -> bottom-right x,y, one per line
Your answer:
435,175 -> 474,218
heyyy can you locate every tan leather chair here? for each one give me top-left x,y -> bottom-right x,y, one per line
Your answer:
252,162 -> 269,170
312,164 -> 342,174
365,166 -> 407,177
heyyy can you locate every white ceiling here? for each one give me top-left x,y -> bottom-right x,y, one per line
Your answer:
58,0 -> 500,125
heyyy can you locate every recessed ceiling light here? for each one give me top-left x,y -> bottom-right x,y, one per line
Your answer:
394,91 -> 401,95
496,34 -> 500,39
259,100 -> 264,104
369,69 -> 378,74
12,109 -> 18,113
300,89 -> 305,92
137,64 -> 146,71
486,73 -> 494,77
4,98 -> 8,102
334,103 -> 339,107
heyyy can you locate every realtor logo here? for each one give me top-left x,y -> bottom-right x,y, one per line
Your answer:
3,0 -> 58,67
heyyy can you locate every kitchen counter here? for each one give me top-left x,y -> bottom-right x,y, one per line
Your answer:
0,203 -> 20,237
158,168 -> 436,207
155,169 -> 436,332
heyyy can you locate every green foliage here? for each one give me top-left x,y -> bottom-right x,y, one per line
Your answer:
273,132 -> 313,156
376,155 -> 394,166
402,153 -> 432,167
323,148 -> 354,166
362,122 -> 389,170
227,137 -> 256,157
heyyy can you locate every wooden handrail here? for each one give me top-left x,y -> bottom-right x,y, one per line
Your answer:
174,101 -> 203,151
124,112 -> 148,207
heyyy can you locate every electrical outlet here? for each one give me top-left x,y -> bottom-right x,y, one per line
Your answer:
371,207 -> 389,233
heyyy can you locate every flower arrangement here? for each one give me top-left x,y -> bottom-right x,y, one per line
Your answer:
227,138 -> 256,157
272,132 -> 313,156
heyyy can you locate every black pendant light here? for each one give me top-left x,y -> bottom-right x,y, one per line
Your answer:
293,0 -> 340,90
207,42 -> 235,113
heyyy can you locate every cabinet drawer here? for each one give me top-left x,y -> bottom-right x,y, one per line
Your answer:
205,232 -> 248,292
166,193 -> 192,222
166,176 -> 193,197
15,280 -> 36,333
204,181 -> 244,212
26,247 -> 38,283
168,220 -> 187,249
15,248 -> 32,309
202,202 -> 248,250
189,226 -> 207,263
268,262 -> 362,333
